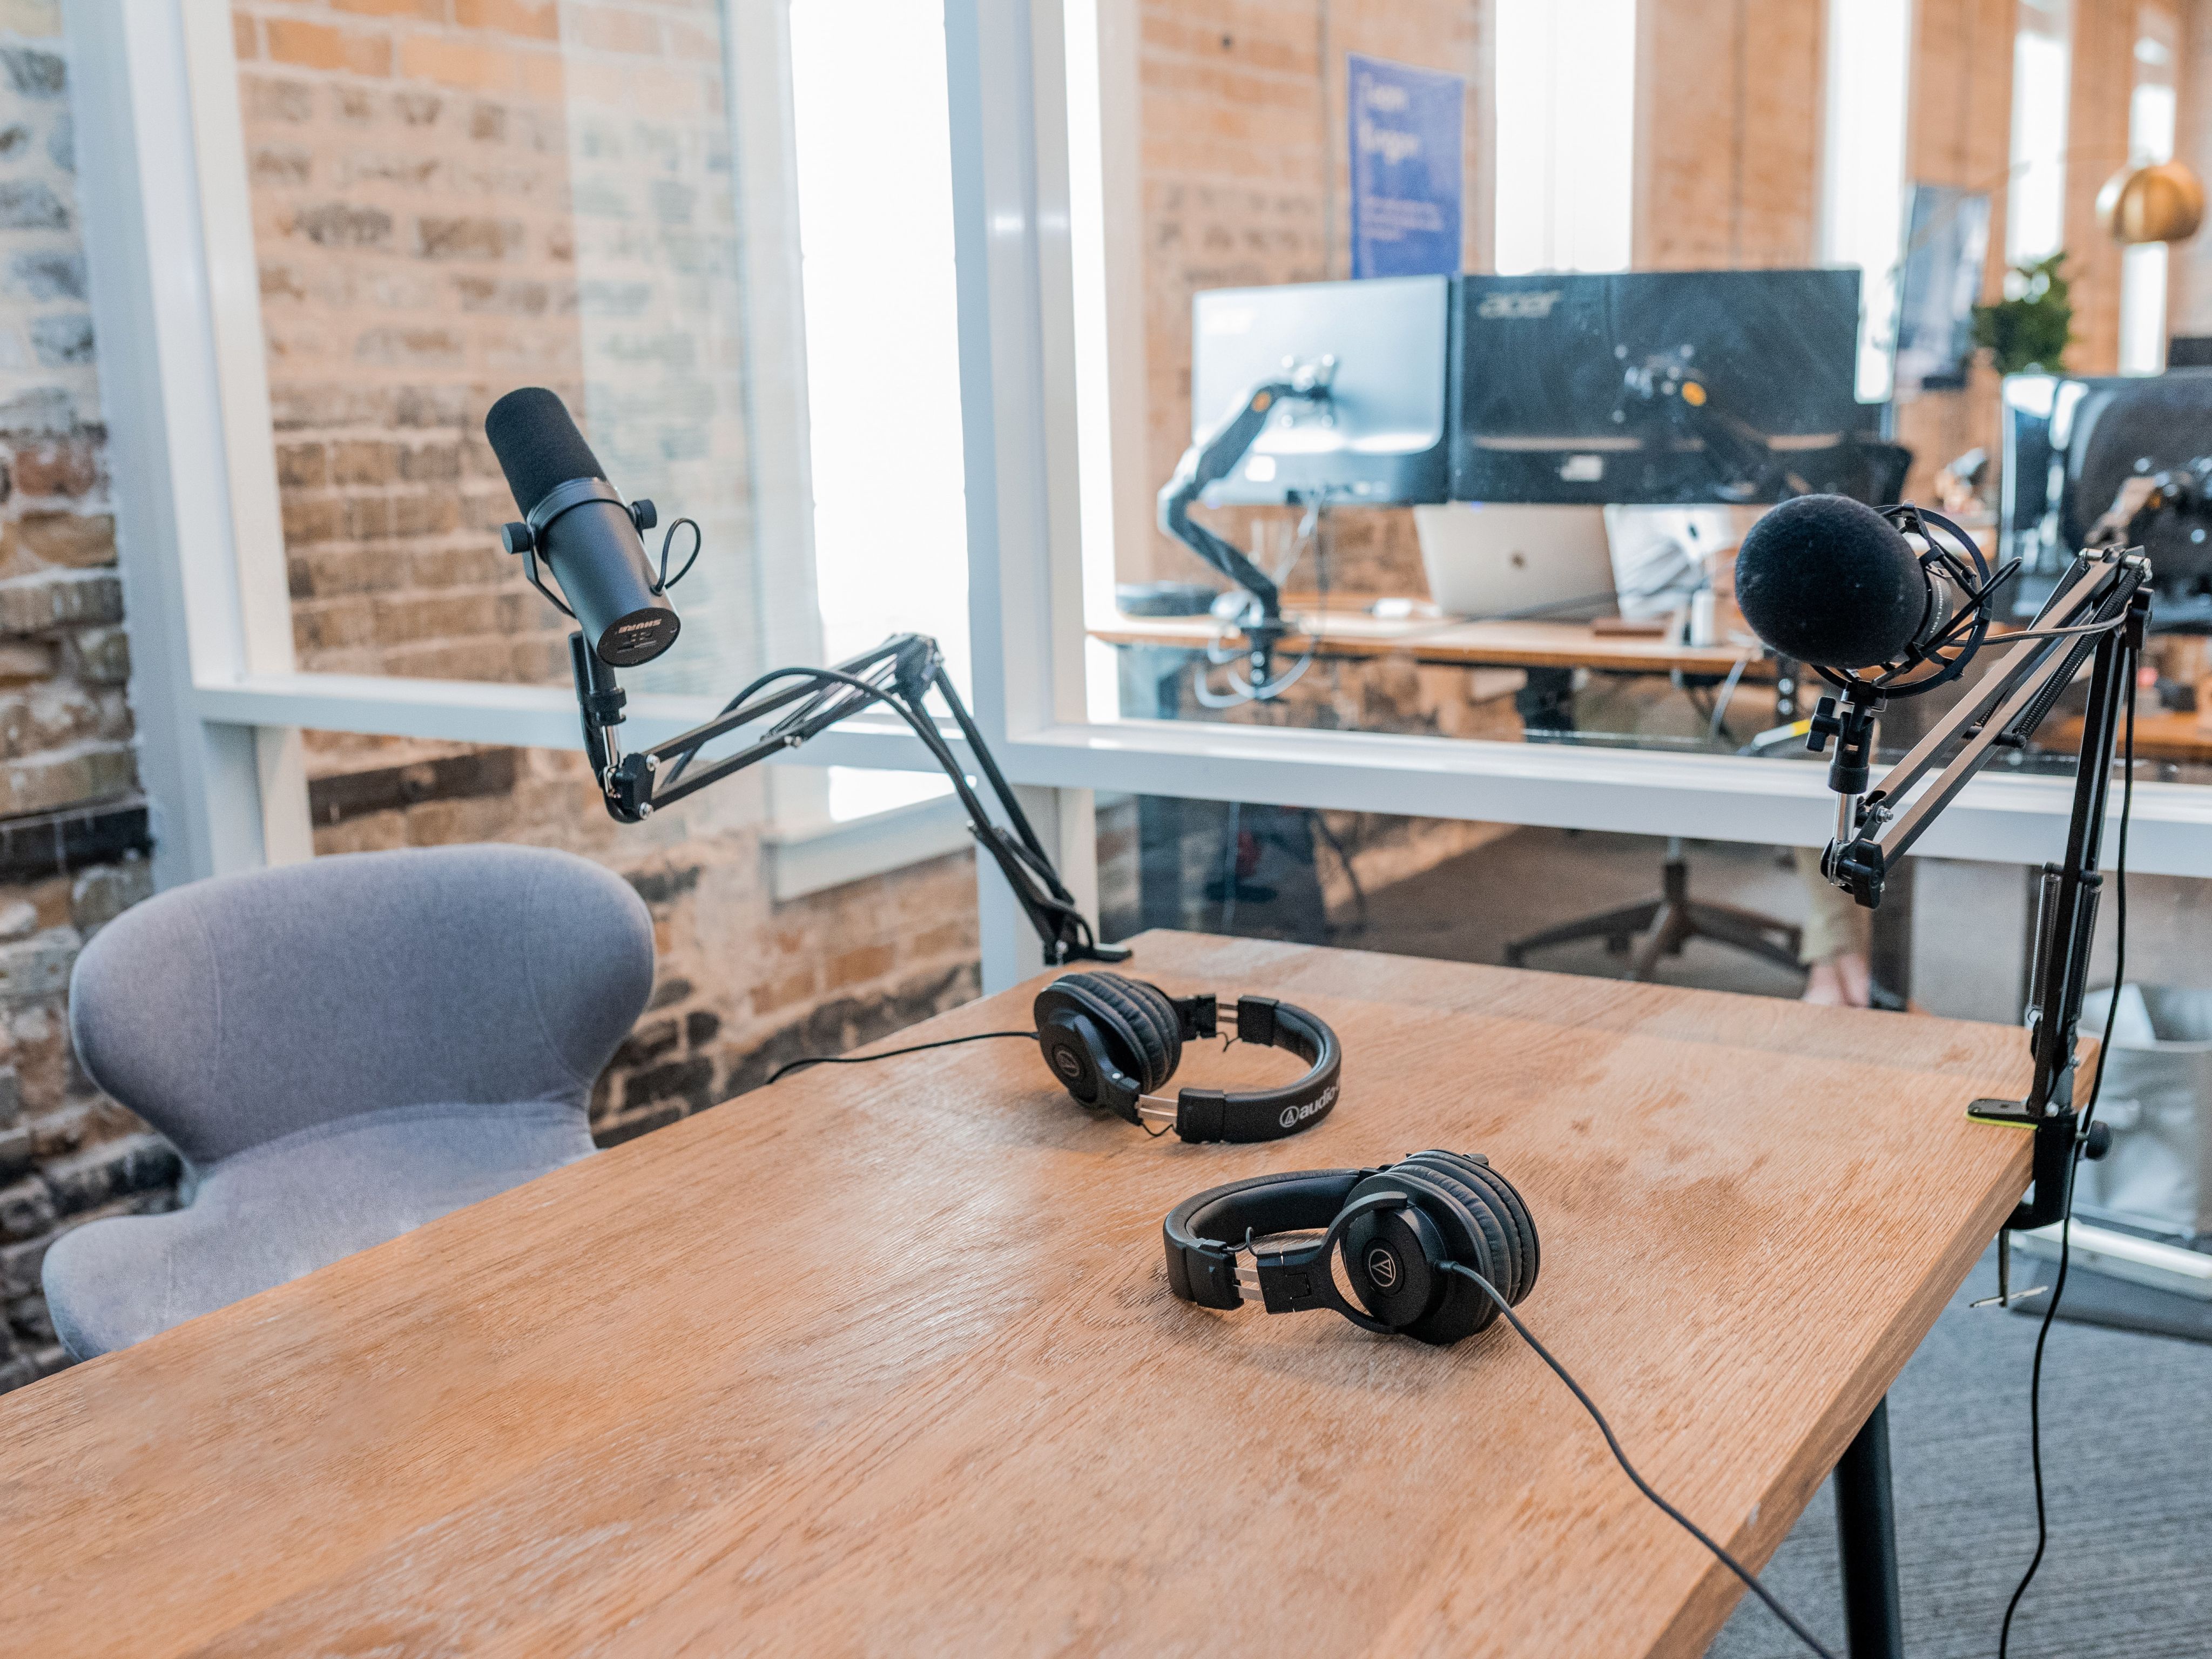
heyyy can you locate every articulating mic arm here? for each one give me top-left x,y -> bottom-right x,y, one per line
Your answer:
1807,547 -> 2149,1226
568,631 -> 1129,970
1156,360 -> 1334,689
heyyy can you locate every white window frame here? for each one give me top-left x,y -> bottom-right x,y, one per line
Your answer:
72,0 -> 2212,997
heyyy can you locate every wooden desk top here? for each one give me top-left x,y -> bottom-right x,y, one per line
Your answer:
2052,705 -> 2212,765
1092,608 -> 1771,676
0,934 -> 2033,1657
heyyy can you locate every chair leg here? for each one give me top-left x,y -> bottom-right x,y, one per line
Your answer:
1627,901 -> 1694,980
1505,898 -> 1664,966
1510,849 -> 1809,982
1683,901 -> 1806,973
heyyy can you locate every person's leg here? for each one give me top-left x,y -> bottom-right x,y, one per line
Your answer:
1796,845 -> 1871,1006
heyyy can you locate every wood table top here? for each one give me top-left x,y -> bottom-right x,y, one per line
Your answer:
0,933 -> 2035,1658
1091,609 -> 1774,677
2052,705 -> 2212,765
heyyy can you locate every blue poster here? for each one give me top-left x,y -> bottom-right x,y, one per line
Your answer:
1348,55 -> 1465,279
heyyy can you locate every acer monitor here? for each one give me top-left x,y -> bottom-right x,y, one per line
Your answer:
1449,270 -> 1888,505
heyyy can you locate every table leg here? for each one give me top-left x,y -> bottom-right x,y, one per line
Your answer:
1833,1395 -> 1904,1659
1515,666 -> 1576,737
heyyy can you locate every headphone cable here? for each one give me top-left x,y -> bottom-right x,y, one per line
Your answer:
1445,1262 -> 1840,1659
766,1030 -> 1037,1085
1998,637 -> 2136,1658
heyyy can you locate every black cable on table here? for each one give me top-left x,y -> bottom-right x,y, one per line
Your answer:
1445,1261 -> 1841,1659
766,1030 -> 1038,1085
1998,639 -> 2136,1659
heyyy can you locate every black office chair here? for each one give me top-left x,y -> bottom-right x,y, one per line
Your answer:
1503,834 -> 1802,980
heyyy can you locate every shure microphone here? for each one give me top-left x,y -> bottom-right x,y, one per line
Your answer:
1734,494 -> 1955,670
485,387 -> 678,666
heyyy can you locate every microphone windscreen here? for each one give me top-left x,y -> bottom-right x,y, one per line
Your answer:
1734,495 -> 1925,670
485,387 -> 606,515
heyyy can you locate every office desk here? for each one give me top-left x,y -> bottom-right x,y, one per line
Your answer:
1092,607 -> 1772,678
0,933 -> 2032,1657
2052,705 -> 2212,765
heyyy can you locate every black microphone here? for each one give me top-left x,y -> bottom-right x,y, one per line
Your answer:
1734,494 -> 1953,670
485,387 -> 678,666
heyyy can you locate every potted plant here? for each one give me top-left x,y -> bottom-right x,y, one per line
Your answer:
1971,252 -> 2074,375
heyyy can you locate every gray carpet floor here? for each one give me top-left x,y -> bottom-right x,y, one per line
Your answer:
1704,1245 -> 2212,1658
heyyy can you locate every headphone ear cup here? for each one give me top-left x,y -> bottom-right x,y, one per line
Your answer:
1402,1150 -> 1540,1306
1049,971 -> 1182,1092
1351,1158 -> 1528,1346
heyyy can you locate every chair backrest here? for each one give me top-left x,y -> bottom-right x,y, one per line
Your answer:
70,845 -> 656,1168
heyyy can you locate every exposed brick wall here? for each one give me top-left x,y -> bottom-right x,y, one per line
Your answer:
0,14 -> 176,1393
235,2 -> 971,1151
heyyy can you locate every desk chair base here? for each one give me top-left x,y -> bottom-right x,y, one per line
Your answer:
1505,848 -> 1804,982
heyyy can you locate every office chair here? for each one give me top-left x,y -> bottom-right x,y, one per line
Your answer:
41,844 -> 655,1359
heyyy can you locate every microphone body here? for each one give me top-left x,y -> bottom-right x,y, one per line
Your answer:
486,388 -> 678,666
1734,494 -> 1948,670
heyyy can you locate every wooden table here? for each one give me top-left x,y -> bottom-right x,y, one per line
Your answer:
2052,704 -> 2212,765
1092,607 -> 1773,678
0,934 -> 2035,1657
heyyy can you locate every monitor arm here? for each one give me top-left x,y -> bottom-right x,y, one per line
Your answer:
2083,455 -> 2212,551
1156,360 -> 1333,689
569,630 -> 1129,970
1804,546 -> 2149,1229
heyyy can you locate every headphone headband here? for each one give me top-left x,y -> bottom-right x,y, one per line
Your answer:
1033,973 -> 1341,1144
1163,1166 -> 1365,1309
1162,1152 -> 1541,1346
1175,995 -> 1341,1142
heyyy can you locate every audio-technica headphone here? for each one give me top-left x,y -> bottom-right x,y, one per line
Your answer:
1033,970 -> 1341,1143
1162,1151 -> 1539,1344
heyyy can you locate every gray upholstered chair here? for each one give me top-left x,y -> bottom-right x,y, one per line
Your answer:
42,844 -> 654,1359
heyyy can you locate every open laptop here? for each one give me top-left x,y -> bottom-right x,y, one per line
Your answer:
1413,503 -> 1617,621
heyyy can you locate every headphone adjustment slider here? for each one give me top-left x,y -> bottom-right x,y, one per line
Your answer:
1255,1252 -> 1327,1315
1170,992 -> 1219,1040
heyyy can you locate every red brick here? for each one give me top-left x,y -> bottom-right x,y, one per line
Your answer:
266,18 -> 393,76
452,0 -> 558,40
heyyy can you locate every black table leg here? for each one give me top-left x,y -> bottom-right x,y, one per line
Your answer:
1834,1395 -> 1904,1659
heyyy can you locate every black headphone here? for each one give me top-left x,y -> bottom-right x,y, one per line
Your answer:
1162,1151 -> 1539,1345
1033,970 -> 1340,1143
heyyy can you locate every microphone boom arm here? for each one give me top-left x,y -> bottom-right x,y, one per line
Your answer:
569,630 -> 1129,970
1809,545 -> 2150,1227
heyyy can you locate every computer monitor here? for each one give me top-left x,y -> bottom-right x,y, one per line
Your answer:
2001,369 -> 2212,618
1189,275 -> 1451,507
1448,270 -> 1889,505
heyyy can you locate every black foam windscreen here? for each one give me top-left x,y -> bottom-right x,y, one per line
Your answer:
1734,494 -> 1927,670
485,387 -> 605,514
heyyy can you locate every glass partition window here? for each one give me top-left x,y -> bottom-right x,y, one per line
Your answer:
1818,0 -> 1913,403
788,0 -> 969,820
2119,3 -> 2180,375
136,1 -> 2212,904
2008,0 -> 2073,265
237,2 -> 760,696
1491,0 -> 1636,277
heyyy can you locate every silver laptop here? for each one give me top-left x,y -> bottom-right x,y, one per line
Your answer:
1413,503 -> 1616,621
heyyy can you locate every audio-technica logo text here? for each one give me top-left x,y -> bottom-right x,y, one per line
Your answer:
1365,1246 -> 1400,1291
1278,1083 -> 1338,1129
1476,289 -> 1562,320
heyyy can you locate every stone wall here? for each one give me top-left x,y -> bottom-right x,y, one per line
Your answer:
0,11 -> 175,1394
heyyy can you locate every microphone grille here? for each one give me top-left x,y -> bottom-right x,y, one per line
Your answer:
484,387 -> 606,516
1735,494 -> 1924,671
